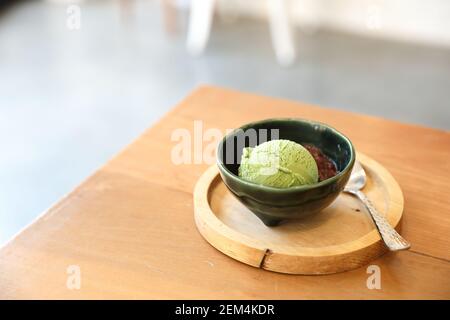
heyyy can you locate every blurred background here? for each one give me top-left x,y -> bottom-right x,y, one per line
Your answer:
1,0 -> 449,245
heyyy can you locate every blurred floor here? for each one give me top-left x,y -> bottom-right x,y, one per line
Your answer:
1,0 -> 450,244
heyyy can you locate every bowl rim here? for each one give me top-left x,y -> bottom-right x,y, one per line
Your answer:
216,118 -> 355,193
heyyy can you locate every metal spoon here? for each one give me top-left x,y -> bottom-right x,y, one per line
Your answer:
344,161 -> 410,251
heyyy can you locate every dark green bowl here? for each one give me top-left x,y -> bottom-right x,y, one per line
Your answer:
216,118 -> 355,226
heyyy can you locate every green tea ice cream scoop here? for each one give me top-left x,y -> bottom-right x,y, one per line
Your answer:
238,139 -> 319,188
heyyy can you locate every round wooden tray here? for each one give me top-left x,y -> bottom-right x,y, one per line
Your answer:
194,153 -> 404,275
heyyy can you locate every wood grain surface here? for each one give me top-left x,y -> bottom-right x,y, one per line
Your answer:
0,86 -> 449,299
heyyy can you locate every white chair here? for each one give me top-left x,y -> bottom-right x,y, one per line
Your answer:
186,0 -> 296,66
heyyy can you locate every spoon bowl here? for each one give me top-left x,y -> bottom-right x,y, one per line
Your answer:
345,161 -> 366,191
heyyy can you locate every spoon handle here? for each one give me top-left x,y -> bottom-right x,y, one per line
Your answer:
355,190 -> 411,251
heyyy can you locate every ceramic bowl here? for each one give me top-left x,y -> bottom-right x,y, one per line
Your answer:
216,118 -> 355,226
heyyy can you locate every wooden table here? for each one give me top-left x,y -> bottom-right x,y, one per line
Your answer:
1,86 -> 449,299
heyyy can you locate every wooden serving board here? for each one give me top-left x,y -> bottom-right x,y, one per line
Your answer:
194,153 -> 404,275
